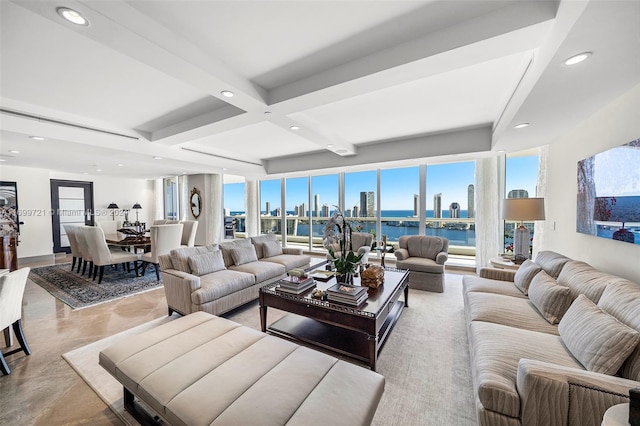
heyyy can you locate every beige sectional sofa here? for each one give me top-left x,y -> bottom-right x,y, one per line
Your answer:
462,251 -> 640,426
159,235 -> 310,316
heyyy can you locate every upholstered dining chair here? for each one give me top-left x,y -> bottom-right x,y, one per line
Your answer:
1,267 -> 31,375
325,232 -> 374,264
73,225 -> 94,276
141,224 -> 183,280
179,220 -> 198,247
63,224 -> 81,272
83,226 -> 140,284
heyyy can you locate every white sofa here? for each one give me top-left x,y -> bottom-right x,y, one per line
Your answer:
463,251 -> 640,426
160,235 -> 310,316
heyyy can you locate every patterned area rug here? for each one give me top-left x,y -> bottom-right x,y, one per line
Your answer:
29,263 -> 163,309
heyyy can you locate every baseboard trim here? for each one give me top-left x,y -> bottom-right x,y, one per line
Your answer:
18,254 -> 57,266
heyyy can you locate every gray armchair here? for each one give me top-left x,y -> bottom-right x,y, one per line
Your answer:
326,232 -> 374,264
394,235 -> 448,292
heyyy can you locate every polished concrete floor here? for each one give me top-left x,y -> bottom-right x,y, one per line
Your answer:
1,254 -> 474,425
1,255 -> 167,425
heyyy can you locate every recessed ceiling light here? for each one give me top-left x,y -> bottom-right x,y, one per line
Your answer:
327,144 -> 334,148
30,136 -> 45,141
83,172 -> 88,175
117,163 -> 124,167
96,168 -> 102,172
564,52 -> 592,66
182,171 -> 187,175
9,150 -> 19,154
222,168 -> 228,171
56,7 -> 89,26
264,111 -> 272,115
153,156 -> 162,160
289,125 -> 301,130
221,90 -> 234,98
497,149 -> 506,153
513,123 -> 530,129
336,149 -> 348,154
0,159 -> 5,162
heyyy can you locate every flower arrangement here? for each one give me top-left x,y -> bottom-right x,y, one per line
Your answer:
323,208 -> 364,279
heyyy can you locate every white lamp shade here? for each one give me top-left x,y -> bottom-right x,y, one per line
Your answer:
502,198 -> 545,221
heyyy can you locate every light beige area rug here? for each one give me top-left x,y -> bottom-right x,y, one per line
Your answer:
63,274 -> 476,426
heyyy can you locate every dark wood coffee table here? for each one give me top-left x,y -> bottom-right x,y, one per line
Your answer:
259,267 -> 409,371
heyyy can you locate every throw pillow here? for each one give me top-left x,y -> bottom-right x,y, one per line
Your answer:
528,271 -> 573,324
229,245 -> 258,266
170,246 -> 210,273
558,294 -> 640,374
187,250 -> 226,276
513,259 -> 542,295
261,241 -> 283,258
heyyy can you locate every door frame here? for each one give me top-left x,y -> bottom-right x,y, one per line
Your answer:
50,179 -> 94,254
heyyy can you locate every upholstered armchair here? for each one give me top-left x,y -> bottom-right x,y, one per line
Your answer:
326,232 -> 374,264
394,235 -> 448,292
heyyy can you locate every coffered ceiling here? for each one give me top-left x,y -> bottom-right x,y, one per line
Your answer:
1,0 -> 638,180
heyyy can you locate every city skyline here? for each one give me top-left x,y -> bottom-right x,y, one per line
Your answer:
225,156 -> 539,212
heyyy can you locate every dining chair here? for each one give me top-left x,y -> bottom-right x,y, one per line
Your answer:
63,224 -> 81,272
74,226 -> 94,276
141,224 -> 183,280
179,220 -> 198,247
1,267 -> 31,375
83,226 -> 140,284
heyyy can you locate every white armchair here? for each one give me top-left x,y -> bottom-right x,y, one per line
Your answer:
394,235 -> 449,292
1,268 -> 31,375
326,232 -> 373,264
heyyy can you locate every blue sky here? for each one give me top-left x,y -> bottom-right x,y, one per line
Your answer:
224,156 -> 539,212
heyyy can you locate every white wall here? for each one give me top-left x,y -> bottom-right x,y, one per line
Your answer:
544,83 -> 640,282
0,165 -> 156,259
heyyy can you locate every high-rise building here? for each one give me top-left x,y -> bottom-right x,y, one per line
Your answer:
433,193 -> 442,218
345,208 -> 352,217
449,202 -> 460,218
314,194 -> 320,217
467,184 -> 474,218
413,194 -> 419,217
274,207 -> 281,217
508,189 -> 529,199
359,191 -> 375,217
265,201 -> 271,216
353,205 -> 360,218
300,202 -> 306,217
321,204 -> 330,217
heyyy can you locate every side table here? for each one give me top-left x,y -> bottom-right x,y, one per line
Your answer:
601,403 -> 630,426
490,257 -> 521,270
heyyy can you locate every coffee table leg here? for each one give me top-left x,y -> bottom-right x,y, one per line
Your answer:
259,305 -> 267,332
404,284 -> 409,307
368,334 -> 378,371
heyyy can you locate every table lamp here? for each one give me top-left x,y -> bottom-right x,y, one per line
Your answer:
107,203 -> 119,220
502,198 -> 545,263
132,203 -> 142,224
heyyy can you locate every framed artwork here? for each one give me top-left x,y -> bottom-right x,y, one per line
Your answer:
0,181 -> 20,234
577,139 -> 640,245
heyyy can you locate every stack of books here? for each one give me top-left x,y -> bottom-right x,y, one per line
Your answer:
326,284 -> 369,306
276,276 -> 316,294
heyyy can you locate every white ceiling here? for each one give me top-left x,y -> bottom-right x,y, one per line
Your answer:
1,0 -> 639,180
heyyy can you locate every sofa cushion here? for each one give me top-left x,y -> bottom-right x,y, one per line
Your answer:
406,236 -> 445,259
262,254 -> 310,271
559,294 -> 640,375
462,275 -> 527,299
513,259 -> 542,295
230,261 -> 286,283
170,246 -> 218,273
261,241 -> 283,258
188,250 -> 226,276
191,270 -> 256,305
229,246 -> 258,266
597,281 -> 640,381
557,260 -> 627,304
528,271 -> 572,324
534,251 -> 571,279
220,239 -> 253,267
250,234 -> 277,258
468,321 -> 582,418
464,291 -> 559,335
395,257 -> 444,274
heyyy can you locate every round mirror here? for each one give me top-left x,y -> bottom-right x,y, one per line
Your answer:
190,187 -> 202,218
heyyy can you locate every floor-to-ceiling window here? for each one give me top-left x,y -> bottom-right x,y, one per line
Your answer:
380,166 -> 420,244
311,174 -> 339,250
425,161 -> 476,259
344,170 -> 377,240
285,177 -> 308,248
504,152 -> 540,254
163,177 -> 178,220
259,179 -> 281,236
223,181 -> 246,236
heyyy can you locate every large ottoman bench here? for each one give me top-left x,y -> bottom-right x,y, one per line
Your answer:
99,311 -> 385,426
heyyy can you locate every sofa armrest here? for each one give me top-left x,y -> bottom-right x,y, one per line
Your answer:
161,269 -> 202,315
394,248 -> 409,261
479,267 -> 516,282
517,359 -> 636,426
436,251 -> 448,265
282,247 -> 303,255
